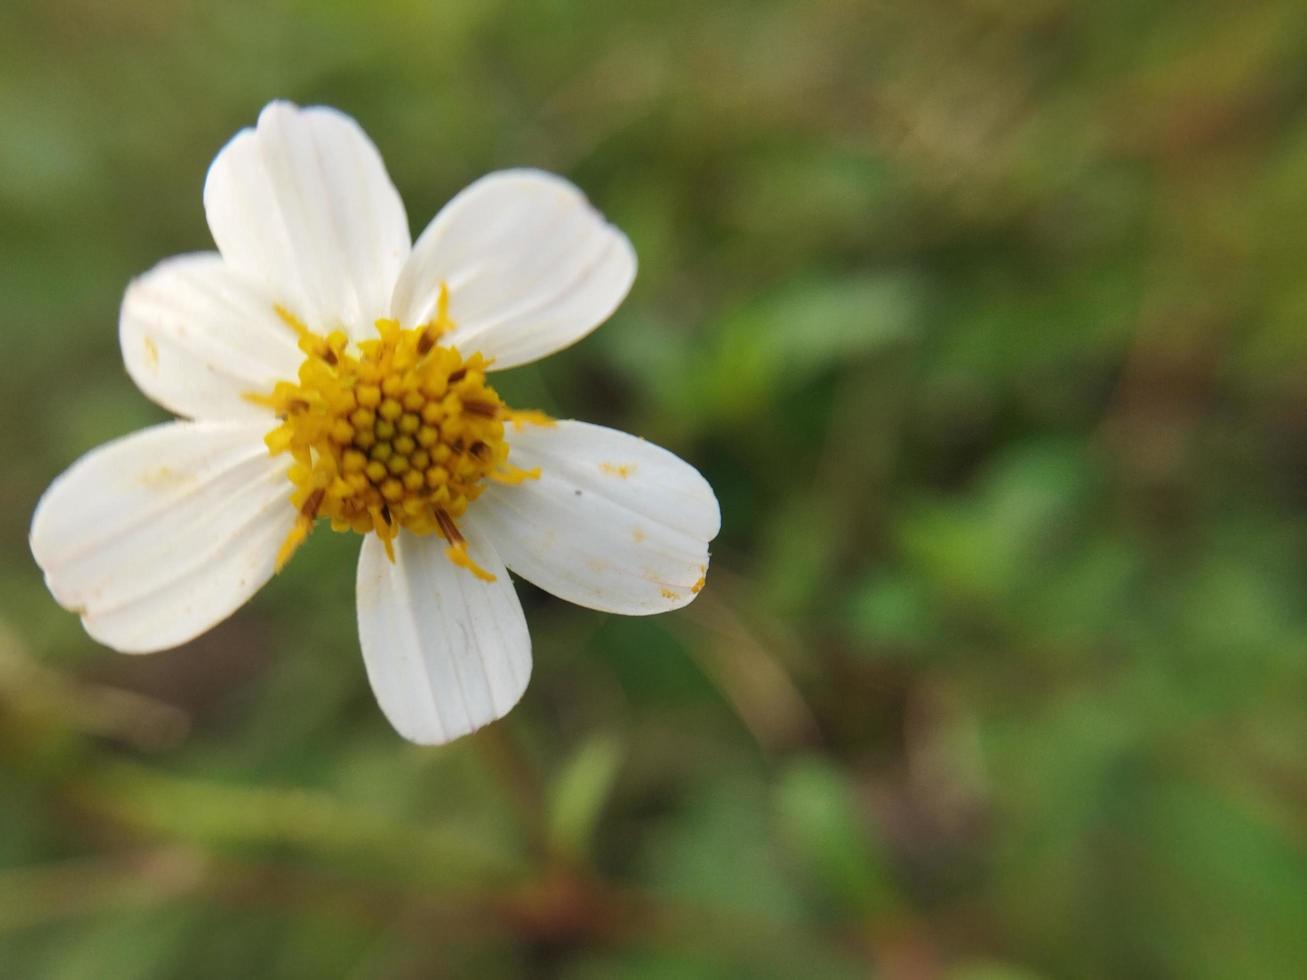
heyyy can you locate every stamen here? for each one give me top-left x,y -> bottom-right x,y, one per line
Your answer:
433,507 -> 463,544
435,507 -> 496,582
445,542 -> 496,583
301,488 -> 326,518
489,463 -> 541,485
503,409 -> 556,430
274,304 -> 313,340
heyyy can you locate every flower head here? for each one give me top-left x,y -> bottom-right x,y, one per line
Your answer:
30,102 -> 720,745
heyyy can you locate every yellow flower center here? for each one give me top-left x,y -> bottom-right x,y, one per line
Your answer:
251,286 -> 550,580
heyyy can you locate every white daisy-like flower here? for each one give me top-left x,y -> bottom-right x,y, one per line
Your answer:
30,101 -> 719,746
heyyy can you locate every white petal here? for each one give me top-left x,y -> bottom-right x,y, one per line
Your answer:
119,252 -> 305,420
30,420 -> 295,653
356,529 -> 531,746
390,170 -> 636,370
468,420 -> 719,615
203,101 -> 411,337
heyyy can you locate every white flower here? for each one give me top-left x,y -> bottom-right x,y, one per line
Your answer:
30,101 -> 720,746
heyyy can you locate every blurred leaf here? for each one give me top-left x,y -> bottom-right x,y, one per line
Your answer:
565,950 -> 730,980
36,905 -> 195,980
775,757 -> 897,918
78,760 -> 526,888
701,274 -> 923,421
949,963 -> 1049,980
899,440 -> 1097,603
844,568 -> 938,655
642,781 -> 803,921
757,493 -> 840,615
548,735 -> 623,861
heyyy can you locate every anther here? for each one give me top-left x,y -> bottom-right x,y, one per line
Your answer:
434,507 -> 464,544
301,488 -> 325,518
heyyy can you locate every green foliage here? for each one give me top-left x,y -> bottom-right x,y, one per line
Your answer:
2,0 -> 1307,977
548,735 -> 622,861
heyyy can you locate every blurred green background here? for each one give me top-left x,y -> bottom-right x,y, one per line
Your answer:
3,0 -> 1307,977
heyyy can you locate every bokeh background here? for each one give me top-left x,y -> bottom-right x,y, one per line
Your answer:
3,0 -> 1307,977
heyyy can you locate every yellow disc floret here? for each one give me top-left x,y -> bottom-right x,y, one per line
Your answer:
251,287 -> 547,580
